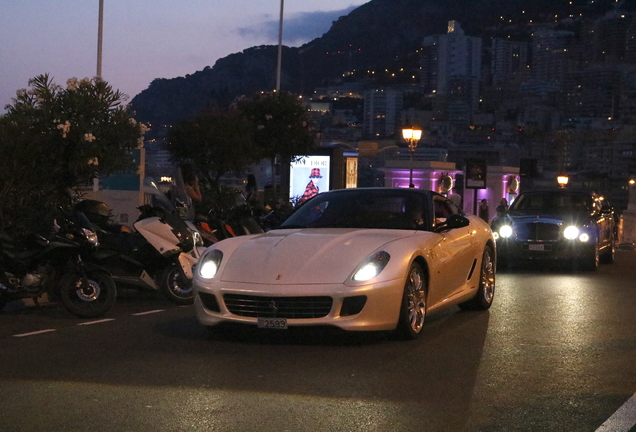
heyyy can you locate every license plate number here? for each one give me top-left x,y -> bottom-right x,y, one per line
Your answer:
528,244 -> 545,251
257,317 -> 288,329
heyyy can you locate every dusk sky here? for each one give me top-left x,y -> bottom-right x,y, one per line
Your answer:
0,0 -> 369,112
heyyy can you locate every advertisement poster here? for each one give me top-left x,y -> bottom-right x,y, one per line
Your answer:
465,159 -> 487,189
289,155 -> 331,202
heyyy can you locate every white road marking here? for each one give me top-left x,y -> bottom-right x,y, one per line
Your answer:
13,329 -> 57,337
77,318 -> 115,326
596,392 -> 636,432
132,309 -> 165,316
9,309 -> 167,337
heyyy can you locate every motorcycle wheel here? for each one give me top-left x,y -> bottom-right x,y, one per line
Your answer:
59,270 -> 117,318
158,264 -> 194,305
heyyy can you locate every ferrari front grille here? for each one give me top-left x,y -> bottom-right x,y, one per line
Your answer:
199,292 -> 220,312
223,294 -> 333,319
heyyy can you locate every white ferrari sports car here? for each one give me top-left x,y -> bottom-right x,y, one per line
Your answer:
193,188 -> 496,339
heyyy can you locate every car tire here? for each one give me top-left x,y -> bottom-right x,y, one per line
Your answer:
459,245 -> 496,311
497,255 -> 508,271
581,242 -> 599,271
393,262 -> 427,340
600,236 -> 615,264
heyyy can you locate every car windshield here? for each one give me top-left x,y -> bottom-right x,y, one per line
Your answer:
509,191 -> 592,212
280,189 -> 429,230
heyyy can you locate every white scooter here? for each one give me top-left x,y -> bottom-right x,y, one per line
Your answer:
74,181 -> 205,305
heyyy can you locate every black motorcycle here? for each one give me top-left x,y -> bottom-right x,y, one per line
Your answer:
72,192 -> 201,306
0,213 -> 117,318
201,194 -> 264,243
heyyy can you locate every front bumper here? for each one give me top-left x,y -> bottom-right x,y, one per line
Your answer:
496,239 -> 595,262
193,278 -> 404,332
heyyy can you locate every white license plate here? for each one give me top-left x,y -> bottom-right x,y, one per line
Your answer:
257,317 -> 288,329
528,244 -> 545,251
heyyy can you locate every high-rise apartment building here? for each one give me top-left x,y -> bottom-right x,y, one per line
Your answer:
420,21 -> 482,119
491,39 -> 529,84
531,28 -> 576,84
562,67 -> 622,119
362,88 -> 403,138
626,16 -> 636,64
593,10 -> 632,64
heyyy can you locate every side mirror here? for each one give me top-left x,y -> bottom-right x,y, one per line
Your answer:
435,214 -> 470,232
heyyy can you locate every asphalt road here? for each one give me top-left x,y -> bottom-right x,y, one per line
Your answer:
1,250 -> 636,432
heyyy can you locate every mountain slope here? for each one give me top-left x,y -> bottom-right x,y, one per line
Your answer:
131,0 -> 626,126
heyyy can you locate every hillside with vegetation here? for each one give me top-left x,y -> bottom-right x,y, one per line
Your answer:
130,0 -> 632,126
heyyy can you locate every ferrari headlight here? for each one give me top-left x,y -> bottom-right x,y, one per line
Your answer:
198,249 -> 223,279
352,251 -> 390,282
499,225 -> 513,239
563,225 -> 579,240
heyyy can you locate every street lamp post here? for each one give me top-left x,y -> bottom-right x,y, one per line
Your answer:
97,0 -> 104,78
276,0 -> 284,91
402,127 -> 423,188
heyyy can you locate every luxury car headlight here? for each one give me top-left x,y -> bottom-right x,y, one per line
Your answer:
499,225 -> 513,239
563,225 -> 579,240
198,249 -> 223,279
352,251 -> 390,282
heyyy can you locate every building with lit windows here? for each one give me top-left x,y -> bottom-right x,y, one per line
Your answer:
491,38 -> 529,84
419,21 -> 482,122
531,28 -> 576,84
362,88 -> 403,138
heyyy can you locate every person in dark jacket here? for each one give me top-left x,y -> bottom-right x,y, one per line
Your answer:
479,199 -> 490,223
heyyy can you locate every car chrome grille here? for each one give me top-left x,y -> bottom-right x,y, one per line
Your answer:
223,294 -> 333,319
516,222 -> 560,241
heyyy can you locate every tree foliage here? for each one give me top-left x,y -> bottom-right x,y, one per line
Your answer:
236,91 -> 316,163
166,110 -> 258,189
0,74 -> 145,235
165,91 -> 316,209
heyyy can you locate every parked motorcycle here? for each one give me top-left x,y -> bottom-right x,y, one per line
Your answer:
0,212 -> 117,318
257,204 -> 293,232
201,193 -> 264,243
73,182 -> 203,305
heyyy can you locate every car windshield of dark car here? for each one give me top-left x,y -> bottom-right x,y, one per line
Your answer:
279,190 -> 429,230
510,192 -> 591,213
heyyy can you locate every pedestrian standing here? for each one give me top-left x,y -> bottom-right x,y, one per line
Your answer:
479,199 -> 490,223
496,198 -> 508,217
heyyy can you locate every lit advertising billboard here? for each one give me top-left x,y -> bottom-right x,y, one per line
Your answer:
289,155 -> 331,202
465,159 -> 487,189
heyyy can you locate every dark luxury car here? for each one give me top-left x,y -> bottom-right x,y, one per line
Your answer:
490,189 -> 616,270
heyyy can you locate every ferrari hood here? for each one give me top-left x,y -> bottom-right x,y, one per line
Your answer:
220,228 -> 415,285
